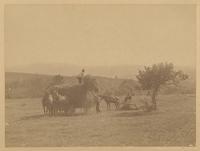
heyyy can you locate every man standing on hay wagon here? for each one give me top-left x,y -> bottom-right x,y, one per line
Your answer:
77,69 -> 85,84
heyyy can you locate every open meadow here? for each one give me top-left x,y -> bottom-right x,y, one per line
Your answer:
5,94 -> 196,147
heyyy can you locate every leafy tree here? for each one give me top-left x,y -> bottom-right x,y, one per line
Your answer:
136,62 -> 188,110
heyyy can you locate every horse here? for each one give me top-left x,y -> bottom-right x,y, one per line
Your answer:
41,91 -> 54,116
99,95 -> 120,110
42,93 -> 49,115
52,89 -> 69,114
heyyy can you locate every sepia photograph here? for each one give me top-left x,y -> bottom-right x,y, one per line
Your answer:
2,1 -> 198,148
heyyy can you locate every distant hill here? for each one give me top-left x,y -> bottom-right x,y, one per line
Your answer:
5,63 -> 143,79
5,68 -> 195,98
5,72 -> 126,98
6,63 -> 195,79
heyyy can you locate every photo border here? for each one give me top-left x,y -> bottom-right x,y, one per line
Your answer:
0,0 -> 199,150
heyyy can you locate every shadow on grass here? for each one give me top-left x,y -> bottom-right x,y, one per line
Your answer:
19,112 -> 87,121
19,114 -> 45,121
113,110 -> 158,117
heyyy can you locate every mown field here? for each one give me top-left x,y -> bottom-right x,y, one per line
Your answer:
5,94 -> 196,147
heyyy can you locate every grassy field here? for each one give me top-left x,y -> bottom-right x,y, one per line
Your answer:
5,94 -> 196,147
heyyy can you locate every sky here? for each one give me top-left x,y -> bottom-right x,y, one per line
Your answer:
5,4 -> 196,69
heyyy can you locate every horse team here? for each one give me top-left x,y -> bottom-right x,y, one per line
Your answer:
42,89 -> 68,116
42,88 -> 121,116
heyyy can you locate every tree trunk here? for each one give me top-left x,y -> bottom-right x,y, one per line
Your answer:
151,87 -> 158,110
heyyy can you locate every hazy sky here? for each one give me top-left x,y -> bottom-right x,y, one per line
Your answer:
5,4 -> 196,68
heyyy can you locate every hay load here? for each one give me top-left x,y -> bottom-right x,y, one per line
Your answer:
51,75 -> 99,115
